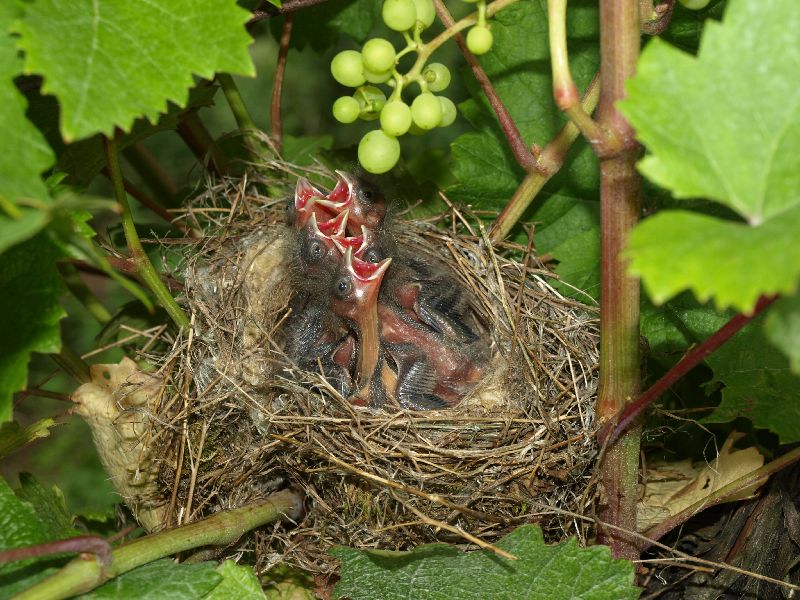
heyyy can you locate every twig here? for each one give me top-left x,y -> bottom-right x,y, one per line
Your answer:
13,490 -> 304,600
271,14 -> 294,152
52,345 -> 91,384
599,294 -> 778,446
101,168 -> 186,231
431,0 -> 535,171
103,136 -> 190,330
57,263 -> 112,325
640,0 -> 677,35
249,0 -> 329,22
488,73 -> 600,243
122,143 -> 178,203
0,537 -> 112,570
177,111 -> 227,176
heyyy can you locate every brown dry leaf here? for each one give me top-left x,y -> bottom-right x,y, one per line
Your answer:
637,432 -> 765,531
71,357 -> 166,531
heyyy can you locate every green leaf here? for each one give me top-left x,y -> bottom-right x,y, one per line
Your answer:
764,292 -> 800,374
281,134 -> 333,167
627,207 -> 800,312
0,476 -> 54,596
0,234 -> 66,422
0,3 -> 55,253
15,0 -> 254,142
285,0 -> 380,50
704,314 -> 800,444
619,0 -> 800,224
79,560 -> 223,600
14,474 -> 78,541
0,418 -> 56,460
203,561 -> 266,600
332,525 -> 640,600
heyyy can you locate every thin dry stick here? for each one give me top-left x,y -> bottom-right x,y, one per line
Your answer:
432,0 -> 536,171
271,14 -> 294,151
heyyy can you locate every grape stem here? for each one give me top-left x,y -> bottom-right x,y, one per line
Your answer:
432,0 -> 537,172
548,0 -> 620,154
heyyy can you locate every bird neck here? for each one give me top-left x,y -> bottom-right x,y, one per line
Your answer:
356,300 -> 380,388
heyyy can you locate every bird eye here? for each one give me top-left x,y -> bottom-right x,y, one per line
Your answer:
361,188 -> 374,203
364,248 -> 381,264
307,240 -> 323,260
335,277 -> 352,298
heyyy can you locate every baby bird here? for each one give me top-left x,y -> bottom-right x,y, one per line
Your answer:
324,170 -> 388,234
327,248 -> 394,407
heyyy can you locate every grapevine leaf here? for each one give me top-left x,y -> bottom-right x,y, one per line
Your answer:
79,560 -> 223,600
0,3 -> 55,253
14,474 -> 78,541
764,292 -> 800,374
332,525 -> 640,600
0,234 -> 67,422
284,0 -> 380,50
281,134 -> 333,167
619,0 -> 800,224
704,315 -> 800,444
203,561 -> 266,600
627,207 -> 800,312
0,476 -> 56,596
15,0 -> 254,142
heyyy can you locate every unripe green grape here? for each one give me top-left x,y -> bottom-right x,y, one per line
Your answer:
331,50 -> 365,87
411,92 -> 442,130
382,0 -> 417,32
438,96 -> 457,127
362,38 -> 396,73
677,0 -> 711,8
380,101 -> 412,136
358,130 -> 401,174
354,85 -> 387,121
332,96 -> 360,124
423,63 -> 451,92
412,0 -> 435,28
466,25 -> 493,55
364,68 -> 393,84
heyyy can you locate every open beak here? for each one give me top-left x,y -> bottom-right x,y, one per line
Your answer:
316,209 -> 349,237
323,170 -> 356,208
294,177 -> 334,228
331,225 -> 371,257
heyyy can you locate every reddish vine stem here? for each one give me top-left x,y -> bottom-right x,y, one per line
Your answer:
593,0 -> 642,561
431,0 -> 537,171
100,168 -> 185,231
271,14 -> 294,152
176,111 -> 227,176
640,0 -> 676,35
0,536 -> 112,569
249,0 -> 328,22
122,143 -> 178,203
600,294 -> 778,447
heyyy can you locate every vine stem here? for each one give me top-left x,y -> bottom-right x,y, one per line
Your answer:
218,74 -> 258,132
122,143 -> 178,203
177,111 -> 229,176
57,263 -> 112,325
103,136 -> 190,331
432,0 -> 536,171
488,73 -> 600,242
593,0 -> 642,560
271,14 -> 294,152
641,445 -> 800,549
13,490 -> 304,600
600,294 -> 778,446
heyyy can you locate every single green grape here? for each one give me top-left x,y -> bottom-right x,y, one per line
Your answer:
359,130 -> 401,174
354,85 -> 387,121
411,92 -> 442,130
364,68 -> 393,84
332,96 -> 360,124
466,25 -> 493,55
362,38 -> 396,73
331,50 -> 365,87
438,96 -> 457,127
412,0 -> 435,28
382,0 -> 417,31
380,101 -> 412,137
677,0 -> 711,8
423,63 -> 451,93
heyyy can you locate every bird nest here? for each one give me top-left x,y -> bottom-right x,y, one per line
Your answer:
99,164 -> 600,575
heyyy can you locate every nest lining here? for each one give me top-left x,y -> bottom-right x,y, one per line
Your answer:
143,167 -> 600,575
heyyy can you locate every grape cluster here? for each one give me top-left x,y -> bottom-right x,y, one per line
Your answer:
330,0 -> 494,174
